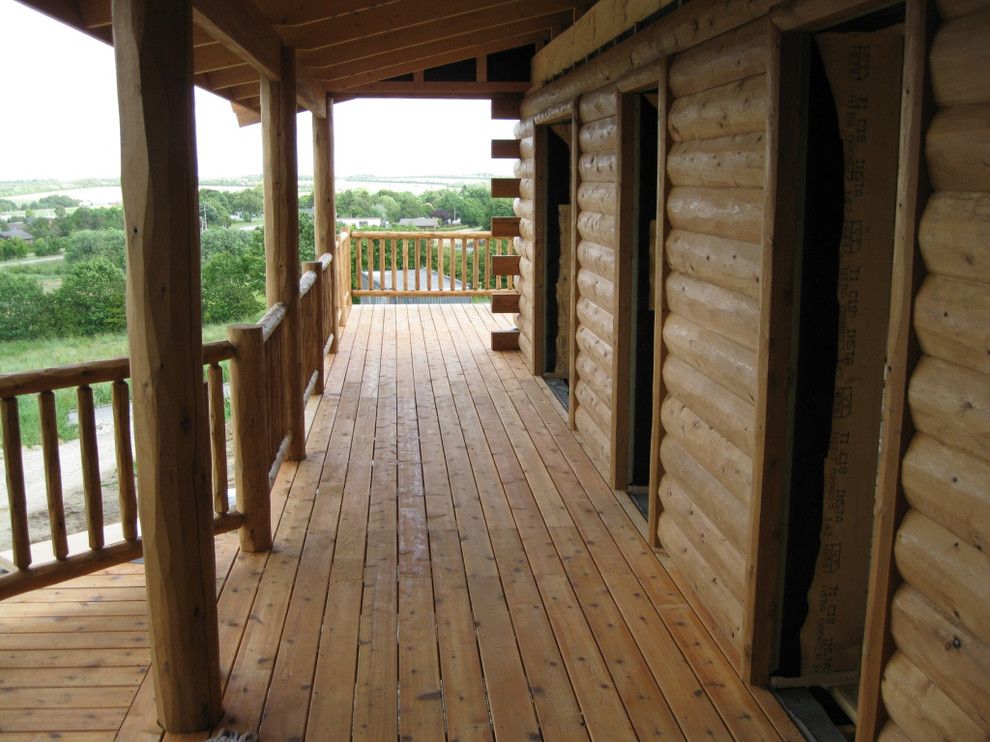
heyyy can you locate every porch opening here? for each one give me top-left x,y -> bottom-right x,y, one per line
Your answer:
773,7 -> 904,706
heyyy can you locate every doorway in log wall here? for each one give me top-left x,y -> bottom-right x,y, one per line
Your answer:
619,91 -> 659,516
535,121 -> 574,402
771,7 -> 904,722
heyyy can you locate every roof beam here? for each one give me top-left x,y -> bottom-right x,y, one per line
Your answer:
309,14 -> 562,81
298,0 -> 575,67
281,0 -> 574,49
325,31 -> 548,90
193,0 -> 283,81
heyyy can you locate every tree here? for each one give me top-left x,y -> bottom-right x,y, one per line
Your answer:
230,188 -> 264,221
0,237 -> 30,260
65,229 -> 127,270
52,257 -> 127,336
202,251 -> 263,324
0,273 -> 48,340
32,236 -> 67,256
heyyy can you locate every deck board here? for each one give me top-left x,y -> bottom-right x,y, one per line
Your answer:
0,304 -> 800,741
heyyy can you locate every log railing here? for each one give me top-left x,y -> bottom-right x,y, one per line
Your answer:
337,232 -> 353,323
0,260 -> 336,596
345,231 -> 515,298
0,341 -> 242,599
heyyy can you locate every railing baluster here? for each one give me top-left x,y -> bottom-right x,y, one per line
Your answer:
77,385 -> 104,550
391,238 -> 398,292
427,238 -> 433,291
2,397 -> 32,569
472,238 -> 480,290
37,391 -> 69,559
207,364 -> 228,514
111,380 -> 138,542
401,239 -> 408,291
415,238 -> 422,290
379,238 -> 386,291
461,238 -> 468,291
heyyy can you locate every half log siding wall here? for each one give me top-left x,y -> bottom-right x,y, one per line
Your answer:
876,2 -> 990,738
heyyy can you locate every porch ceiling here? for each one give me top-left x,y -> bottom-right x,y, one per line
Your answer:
18,0 -> 584,111
0,304 -> 801,739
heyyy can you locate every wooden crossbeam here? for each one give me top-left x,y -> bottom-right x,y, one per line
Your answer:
492,139 -> 522,158
492,94 -> 524,119
491,328 -> 521,351
491,292 -> 521,313
490,254 -> 522,275
327,81 -> 529,99
491,178 -> 522,198
193,0 -> 282,81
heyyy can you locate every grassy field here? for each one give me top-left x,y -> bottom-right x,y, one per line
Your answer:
1,322 -> 235,448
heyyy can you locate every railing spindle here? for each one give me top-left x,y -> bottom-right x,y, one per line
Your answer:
401,239 -> 408,291
110,380 -> 138,542
461,238 -> 468,291
472,238 -> 480,289
207,364 -> 228,514
2,397 -> 32,569
379,237 -> 386,291
391,238 -> 398,292
427,238 -> 433,291
77,385 -> 104,550
415,238 -> 422,290
37,391 -> 68,559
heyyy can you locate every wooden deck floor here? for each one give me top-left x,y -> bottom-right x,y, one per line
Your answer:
0,304 -> 800,741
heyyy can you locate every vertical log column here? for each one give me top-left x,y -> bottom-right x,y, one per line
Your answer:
262,47 -> 306,462
111,0 -> 222,731
313,95 -> 340,355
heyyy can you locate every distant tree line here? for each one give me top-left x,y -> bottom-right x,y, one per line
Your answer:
332,184 -> 514,227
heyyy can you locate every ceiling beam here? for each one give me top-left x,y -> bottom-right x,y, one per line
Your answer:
192,0 -> 283,81
309,14 -> 562,81
325,31 -> 547,90
297,0 -> 576,65
281,0 -> 574,49
328,80 -> 530,98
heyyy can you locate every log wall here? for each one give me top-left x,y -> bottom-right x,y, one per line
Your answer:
654,20 -> 769,665
879,2 -> 990,736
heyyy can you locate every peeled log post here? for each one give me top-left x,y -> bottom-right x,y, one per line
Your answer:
902,433 -> 990,553
667,132 -> 766,188
666,229 -> 762,299
668,75 -> 768,143
660,395 -> 751,504
668,18 -> 769,97
890,585 -> 990,729
908,356 -> 990,464
925,103 -> 990,192
112,0 -> 221,729
667,186 -> 764,244
263,49 -> 305,462
894,509 -> 990,647
662,313 -> 757,403
665,272 -> 760,351
313,96 -> 339,354
918,191 -> 990,283
1,397 -> 31,570
881,652 -> 985,742
914,273 -> 990,376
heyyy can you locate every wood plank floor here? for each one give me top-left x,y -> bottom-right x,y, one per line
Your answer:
0,304 -> 800,741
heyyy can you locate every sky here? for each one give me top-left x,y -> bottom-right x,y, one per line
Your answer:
0,1 -> 516,181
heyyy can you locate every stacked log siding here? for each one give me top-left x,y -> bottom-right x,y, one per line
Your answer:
879,3 -> 990,738
656,20 -> 769,665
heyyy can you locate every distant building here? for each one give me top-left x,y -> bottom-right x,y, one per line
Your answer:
397,217 -> 440,229
0,227 -> 33,242
338,216 -> 384,229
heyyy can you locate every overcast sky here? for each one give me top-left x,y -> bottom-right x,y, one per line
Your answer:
0,1 -> 516,181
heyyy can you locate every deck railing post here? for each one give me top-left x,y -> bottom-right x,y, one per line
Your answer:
303,260 -> 325,395
111,0 -> 221,730
228,323 -> 272,552
262,46 -> 306,462
313,94 -> 339,353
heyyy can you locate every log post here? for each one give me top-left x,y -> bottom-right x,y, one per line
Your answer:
313,95 -> 340,354
228,323 -> 272,551
262,47 -> 306,461
111,0 -> 221,731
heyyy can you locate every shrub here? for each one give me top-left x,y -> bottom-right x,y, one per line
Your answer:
65,229 -> 127,270
202,251 -> 263,324
53,257 -> 127,336
0,273 -> 49,340
0,237 -> 30,260
32,236 -> 67,257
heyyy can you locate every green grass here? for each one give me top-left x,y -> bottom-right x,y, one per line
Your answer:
1,322 -> 236,448
0,257 -> 67,277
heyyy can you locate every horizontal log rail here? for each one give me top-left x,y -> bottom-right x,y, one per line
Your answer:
343,230 -> 516,298
0,257 -> 338,597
